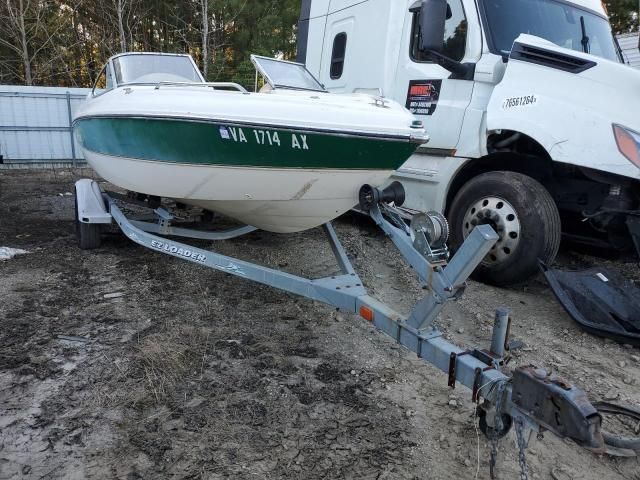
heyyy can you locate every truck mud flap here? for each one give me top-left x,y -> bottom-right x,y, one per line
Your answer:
540,263 -> 640,347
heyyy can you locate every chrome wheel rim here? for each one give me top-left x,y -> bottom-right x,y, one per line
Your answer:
462,196 -> 521,265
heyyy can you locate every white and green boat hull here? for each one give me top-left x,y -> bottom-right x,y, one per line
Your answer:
75,116 -> 420,232
73,79 -> 426,233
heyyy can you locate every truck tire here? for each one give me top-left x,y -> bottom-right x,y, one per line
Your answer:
448,171 -> 560,286
74,189 -> 102,250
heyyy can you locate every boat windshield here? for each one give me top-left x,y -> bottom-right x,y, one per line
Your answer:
481,0 -> 621,62
112,54 -> 203,85
251,55 -> 326,92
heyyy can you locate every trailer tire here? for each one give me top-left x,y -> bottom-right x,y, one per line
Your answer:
448,171 -> 560,286
74,189 -> 102,250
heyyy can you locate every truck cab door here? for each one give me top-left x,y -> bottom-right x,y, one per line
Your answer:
392,0 -> 475,150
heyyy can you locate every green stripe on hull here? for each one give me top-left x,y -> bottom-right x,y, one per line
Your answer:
74,117 -> 417,170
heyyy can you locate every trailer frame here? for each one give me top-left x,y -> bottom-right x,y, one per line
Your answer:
74,178 -> 606,457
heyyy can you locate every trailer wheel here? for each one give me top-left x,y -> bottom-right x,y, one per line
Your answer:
448,171 -> 560,286
74,189 -> 102,250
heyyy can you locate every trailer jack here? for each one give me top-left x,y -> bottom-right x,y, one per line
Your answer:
75,179 -> 607,462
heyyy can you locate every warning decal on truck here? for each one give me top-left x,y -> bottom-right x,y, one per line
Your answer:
405,80 -> 441,116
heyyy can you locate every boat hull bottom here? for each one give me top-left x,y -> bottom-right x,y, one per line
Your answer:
84,151 -> 394,233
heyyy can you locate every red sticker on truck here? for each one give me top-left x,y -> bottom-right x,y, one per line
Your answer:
405,80 -> 441,116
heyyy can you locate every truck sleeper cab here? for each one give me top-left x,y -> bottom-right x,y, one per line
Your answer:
298,0 -> 640,285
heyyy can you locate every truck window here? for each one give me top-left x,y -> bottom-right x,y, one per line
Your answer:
330,33 -> 348,79
480,0 -> 620,62
411,0 -> 468,63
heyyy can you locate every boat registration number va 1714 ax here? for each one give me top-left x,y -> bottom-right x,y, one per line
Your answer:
219,126 -> 310,150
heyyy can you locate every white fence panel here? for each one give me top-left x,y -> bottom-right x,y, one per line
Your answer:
0,86 -> 91,167
618,33 -> 640,69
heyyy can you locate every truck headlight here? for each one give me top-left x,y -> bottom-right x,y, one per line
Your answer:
613,124 -> 640,169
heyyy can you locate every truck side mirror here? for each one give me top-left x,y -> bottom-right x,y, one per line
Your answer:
418,0 -> 447,53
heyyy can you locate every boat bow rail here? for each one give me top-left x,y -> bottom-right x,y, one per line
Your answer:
75,178 -> 609,470
153,81 -> 249,93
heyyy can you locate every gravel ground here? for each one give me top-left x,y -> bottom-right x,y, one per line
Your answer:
0,169 -> 639,480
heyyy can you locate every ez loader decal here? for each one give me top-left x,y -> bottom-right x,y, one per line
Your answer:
150,239 -> 247,276
405,80 -> 441,116
151,240 -> 207,263
219,126 -> 310,150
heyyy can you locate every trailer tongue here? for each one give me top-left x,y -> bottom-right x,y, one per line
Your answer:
76,178 -> 615,475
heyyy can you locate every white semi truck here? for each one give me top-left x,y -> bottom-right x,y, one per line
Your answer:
297,0 -> 640,285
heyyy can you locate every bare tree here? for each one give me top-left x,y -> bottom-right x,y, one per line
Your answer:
0,0 -> 36,84
0,0 -> 298,86
200,0 -> 249,79
116,0 -> 126,51
97,0 -> 139,54
201,0 -> 208,77
0,0 -> 78,85
0,56 -> 22,83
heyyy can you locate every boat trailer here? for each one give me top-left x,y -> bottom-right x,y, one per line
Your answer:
75,178 -> 628,472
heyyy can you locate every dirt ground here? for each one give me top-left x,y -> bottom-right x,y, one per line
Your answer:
0,169 -> 638,480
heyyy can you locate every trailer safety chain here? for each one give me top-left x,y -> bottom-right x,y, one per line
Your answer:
486,379 -> 513,480
480,379 -> 526,480
515,416 -> 529,480
489,436 -> 498,480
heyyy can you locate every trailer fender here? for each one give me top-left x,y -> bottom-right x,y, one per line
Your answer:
75,179 -> 112,224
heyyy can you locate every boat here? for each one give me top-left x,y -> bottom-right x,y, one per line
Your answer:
73,52 -> 427,233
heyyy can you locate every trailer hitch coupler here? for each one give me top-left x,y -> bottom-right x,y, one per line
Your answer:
511,366 -> 605,452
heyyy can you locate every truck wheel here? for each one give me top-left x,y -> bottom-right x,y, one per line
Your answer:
448,171 -> 560,286
74,189 -> 102,250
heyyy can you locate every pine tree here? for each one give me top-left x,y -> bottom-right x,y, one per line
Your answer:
604,0 -> 639,33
